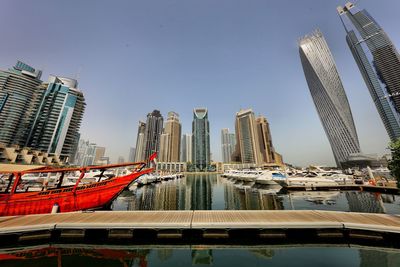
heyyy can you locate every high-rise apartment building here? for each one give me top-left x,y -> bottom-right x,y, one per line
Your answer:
181,134 -> 192,162
299,29 -> 361,167
74,139 -> 97,166
159,133 -> 170,162
338,2 -> 400,141
221,128 -> 235,163
94,146 -> 106,164
256,116 -> 276,163
159,112 -> 181,162
233,109 -> 263,165
0,61 -> 43,146
134,121 -> 146,161
26,75 -> 86,159
129,147 -> 136,162
143,110 -> 163,162
192,108 -> 210,171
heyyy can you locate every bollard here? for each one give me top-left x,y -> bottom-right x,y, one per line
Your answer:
51,203 -> 59,214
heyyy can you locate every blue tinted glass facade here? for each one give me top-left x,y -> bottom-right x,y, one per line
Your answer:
338,3 -> 400,141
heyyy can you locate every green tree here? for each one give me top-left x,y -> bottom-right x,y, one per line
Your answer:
388,140 -> 400,186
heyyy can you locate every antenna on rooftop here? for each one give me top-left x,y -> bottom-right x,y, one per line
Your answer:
75,65 -> 83,81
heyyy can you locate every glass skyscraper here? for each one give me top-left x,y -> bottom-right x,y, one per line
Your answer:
299,30 -> 361,167
0,61 -> 42,146
192,108 -> 210,171
337,2 -> 400,141
221,128 -> 235,163
26,75 -> 86,159
180,133 -> 192,163
134,121 -> 146,161
142,110 -> 163,162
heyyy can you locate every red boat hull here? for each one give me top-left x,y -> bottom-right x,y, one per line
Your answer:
0,168 -> 151,216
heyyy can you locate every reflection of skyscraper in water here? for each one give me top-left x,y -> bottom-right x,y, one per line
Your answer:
137,186 -> 157,210
154,183 -> 178,210
345,192 -> 385,213
224,182 -> 241,209
176,180 -> 187,210
186,174 -> 214,210
192,250 -> 213,265
257,191 -> 283,210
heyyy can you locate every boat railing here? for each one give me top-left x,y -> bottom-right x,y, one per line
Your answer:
0,162 -> 148,195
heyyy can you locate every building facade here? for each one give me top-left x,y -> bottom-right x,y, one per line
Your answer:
26,75 -> 86,160
299,29 -> 361,167
181,133 -> 192,163
221,128 -> 235,163
129,147 -> 136,162
143,110 -> 163,162
74,139 -> 97,166
134,121 -> 146,161
159,111 -> 181,162
233,109 -> 263,165
256,116 -> 276,163
0,61 -> 43,147
94,146 -> 106,164
192,108 -> 210,171
338,2 -> 400,141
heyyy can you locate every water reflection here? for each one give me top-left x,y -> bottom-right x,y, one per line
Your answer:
111,174 -> 400,214
1,245 -> 400,267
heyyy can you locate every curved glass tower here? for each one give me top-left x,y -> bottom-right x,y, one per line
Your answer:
192,108 -> 210,171
337,2 -> 400,141
299,30 -> 361,167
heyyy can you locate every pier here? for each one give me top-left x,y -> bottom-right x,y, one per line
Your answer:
0,210 -> 400,248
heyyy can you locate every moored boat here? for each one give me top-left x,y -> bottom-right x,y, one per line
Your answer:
0,161 -> 152,216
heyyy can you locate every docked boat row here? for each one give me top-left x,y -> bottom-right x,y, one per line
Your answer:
134,173 -> 185,187
221,169 -> 358,187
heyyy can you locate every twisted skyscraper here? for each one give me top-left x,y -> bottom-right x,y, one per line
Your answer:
337,2 -> 400,141
299,30 -> 361,167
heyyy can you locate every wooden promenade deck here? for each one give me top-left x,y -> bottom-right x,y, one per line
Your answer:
0,210 -> 400,247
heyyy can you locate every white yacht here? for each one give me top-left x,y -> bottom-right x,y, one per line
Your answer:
255,171 -> 286,185
275,176 -> 339,187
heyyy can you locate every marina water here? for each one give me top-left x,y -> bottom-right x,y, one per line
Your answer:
2,174 -> 399,267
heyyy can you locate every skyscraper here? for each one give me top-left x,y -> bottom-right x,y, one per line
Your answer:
0,61 -> 43,146
129,147 -> 136,162
181,133 -> 192,163
26,75 -> 86,159
221,128 -> 235,163
299,29 -> 361,167
192,108 -> 210,171
134,121 -> 146,161
233,109 -> 263,165
256,116 -> 276,163
94,146 -> 106,164
337,2 -> 400,141
143,110 -> 163,162
159,111 -> 181,162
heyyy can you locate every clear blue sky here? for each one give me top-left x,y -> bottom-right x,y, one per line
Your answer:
1,0 -> 399,166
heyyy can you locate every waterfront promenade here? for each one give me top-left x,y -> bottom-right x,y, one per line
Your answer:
1,210 -> 400,247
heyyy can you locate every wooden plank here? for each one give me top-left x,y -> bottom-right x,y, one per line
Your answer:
191,210 -> 343,229
0,211 -> 399,235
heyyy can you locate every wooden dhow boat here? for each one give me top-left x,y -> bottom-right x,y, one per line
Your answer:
0,161 -> 152,216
